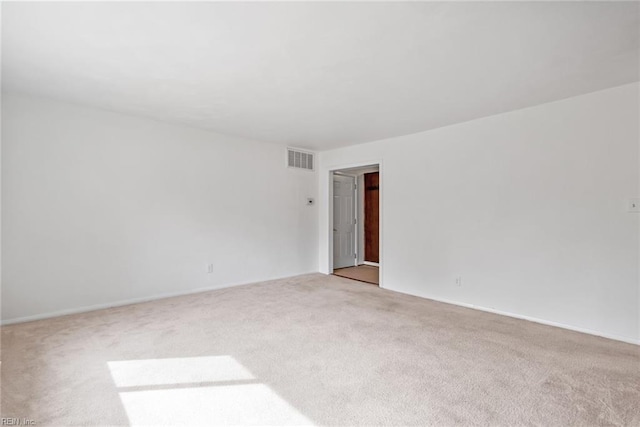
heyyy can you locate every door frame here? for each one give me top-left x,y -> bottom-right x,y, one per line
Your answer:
324,160 -> 383,288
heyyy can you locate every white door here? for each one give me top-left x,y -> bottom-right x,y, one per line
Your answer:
333,174 -> 356,269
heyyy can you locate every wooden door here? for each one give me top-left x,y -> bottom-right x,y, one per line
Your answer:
364,172 -> 379,263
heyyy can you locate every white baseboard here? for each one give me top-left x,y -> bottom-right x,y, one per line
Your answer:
0,271 -> 319,326
5,272 -> 638,347
385,288 -> 640,346
362,261 -> 380,267
337,272 -> 639,345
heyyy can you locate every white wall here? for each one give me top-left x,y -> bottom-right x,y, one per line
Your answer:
319,83 -> 640,344
1,94 -> 318,323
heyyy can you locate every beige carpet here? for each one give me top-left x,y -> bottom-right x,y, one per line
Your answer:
1,273 -> 639,426
333,265 -> 379,285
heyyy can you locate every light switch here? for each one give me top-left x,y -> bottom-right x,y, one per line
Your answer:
629,198 -> 640,213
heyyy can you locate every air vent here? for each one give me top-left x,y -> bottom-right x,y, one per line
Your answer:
287,148 -> 314,171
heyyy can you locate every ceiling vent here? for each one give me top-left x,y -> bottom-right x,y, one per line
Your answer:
287,148 -> 315,171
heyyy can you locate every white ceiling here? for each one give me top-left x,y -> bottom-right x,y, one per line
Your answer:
3,2 -> 639,150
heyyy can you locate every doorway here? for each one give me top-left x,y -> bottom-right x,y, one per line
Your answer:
331,165 -> 380,286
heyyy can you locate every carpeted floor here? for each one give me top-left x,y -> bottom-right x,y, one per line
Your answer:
333,265 -> 379,285
1,273 -> 639,426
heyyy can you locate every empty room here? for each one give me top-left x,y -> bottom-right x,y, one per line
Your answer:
1,1 -> 639,426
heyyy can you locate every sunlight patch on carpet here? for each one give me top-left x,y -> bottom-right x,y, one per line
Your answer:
108,356 -> 313,426
108,355 -> 255,387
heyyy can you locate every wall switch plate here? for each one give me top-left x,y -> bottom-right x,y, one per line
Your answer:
629,198 -> 640,213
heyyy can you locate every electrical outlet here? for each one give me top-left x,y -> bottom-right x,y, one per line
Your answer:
455,276 -> 462,286
207,264 -> 214,274
629,198 -> 640,213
